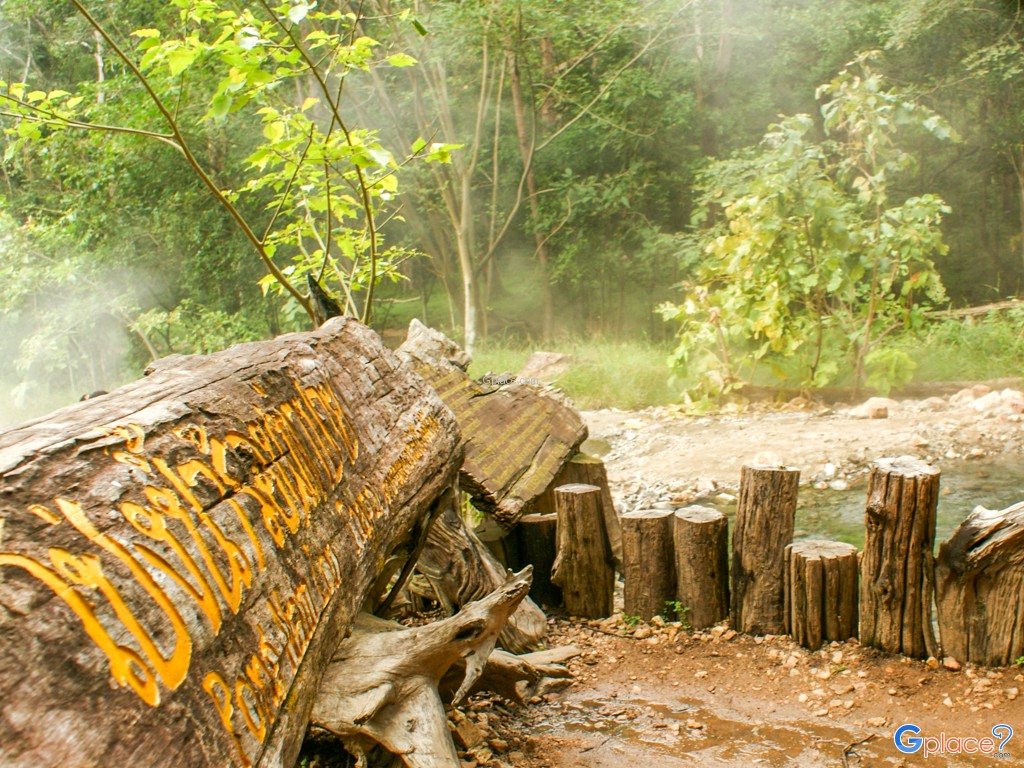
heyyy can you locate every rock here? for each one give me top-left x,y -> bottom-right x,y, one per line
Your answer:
518,351 -> 574,383
831,683 -> 855,695
926,657 -> 939,670
920,397 -> 948,412
686,719 -> 703,730
813,709 -> 829,717
943,657 -> 962,671
951,384 -> 991,406
712,493 -> 737,506
783,654 -> 799,669
849,397 -> 896,419
943,696 -> 954,707
722,629 -> 738,642
451,710 -> 486,750
831,651 -> 844,665
868,717 -> 888,727
815,669 -> 832,681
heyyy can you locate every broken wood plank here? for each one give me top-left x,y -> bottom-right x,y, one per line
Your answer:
398,321 -> 587,526
0,317 -> 461,768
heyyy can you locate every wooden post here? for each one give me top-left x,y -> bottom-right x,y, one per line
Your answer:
0,318 -> 461,768
621,509 -> 675,621
860,456 -> 940,659
731,465 -> 800,634
784,540 -> 859,649
523,452 -> 622,567
674,506 -> 729,629
506,513 -> 562,609
551,484 -> 614,618
936,501 -> 1024,666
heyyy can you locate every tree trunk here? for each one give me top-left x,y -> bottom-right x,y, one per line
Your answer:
860,457 -> 940,660
784,540 -> 859,650
674,506 -> 729,629
935,501 -> 1024,666
522,452 -> 621,567
0,318 -> 461,768
731,465 -> 800,635
505,513 -> 562,610
621,509 -> 675,621
551,484 -> 614,619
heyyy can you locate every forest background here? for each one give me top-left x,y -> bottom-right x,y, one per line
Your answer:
1,0 -> 1023,422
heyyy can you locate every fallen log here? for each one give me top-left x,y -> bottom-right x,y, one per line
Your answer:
0,318 -> 461,768
398,321 -> 587,526
936,501 -> 1024,666
310,568 -> 533,767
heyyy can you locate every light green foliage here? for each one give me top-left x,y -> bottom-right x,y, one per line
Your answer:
661,55 -> 954,397
621,613 -> 642,629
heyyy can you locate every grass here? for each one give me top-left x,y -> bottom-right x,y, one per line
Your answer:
469,338 -> 679,410
901,310 -> 1024,383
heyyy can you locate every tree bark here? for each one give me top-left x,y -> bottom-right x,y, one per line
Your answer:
398,322 -> 587,527
505,512 -> 562,609
860,457 -> 940,660
621,509 -> 675,621
784,540 -> 859,649
522,452 -> 621,567
936,501 -> 1024,666
674,506 -> 729,629
731,465 -> 800,634
0,318 -> 461,768
551,484 -> 614,619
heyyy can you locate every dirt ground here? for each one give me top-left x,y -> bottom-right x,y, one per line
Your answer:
490,384 -> 1024,768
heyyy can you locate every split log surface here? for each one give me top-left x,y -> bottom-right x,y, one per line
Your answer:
414,503 -> 547,654
621,509 -> 675,621
936,501 -> 1024,666
551,484 -> 614,618
523,452 -> 622,566
398,321 -> 586,526
784,540 -> 859,649
860,456 -> 940,659
505,513 -> 562,609
311,568 -> 532,768
0,318 -> 461,768
674,506 -> 729,629
731,465 -> 800,634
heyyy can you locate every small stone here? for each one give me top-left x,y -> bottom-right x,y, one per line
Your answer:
508,752 -> 526,763
813,709 -> 829,717
798,693 -> 809,703
943,657 -> 961,671
488,738 -> 509,754
634,625 -> 652,640
694,670 -> 708,679
831,683 -> 855,695
686,719 -> 703,730
1008,688 -> 1019,701
710,626 -> 727,639
887,688 -> 898,696
868,717 -> 887,727
943,697 -> 954,707
816,669 -> 832,681
831,651 -> 844,665
783,655 -> 799,669
926,656 -> 939,670
722,629 -> 738,642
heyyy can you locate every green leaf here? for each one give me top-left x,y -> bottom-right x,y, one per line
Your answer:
168,46 -> 200,77
133,28 -> 161,39
411,19 -> 429,36
387,53 -> 417,68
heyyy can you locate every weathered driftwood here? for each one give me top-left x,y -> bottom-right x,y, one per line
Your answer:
731,465 -> 800,635
784,539 -> 859,649
936,501 -> 1024,666
523,452 -> 622,567
310,568 -> 533,768
621,509 -> 675,621
414,503 -> 547,654
0,318 -> 461,768
551,484 -> 614,618
439,645 -> 580,705
674,506 -> 729,629
861,456 -> 940,659
505,512 -> 562,609
398,321 -> 587,526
